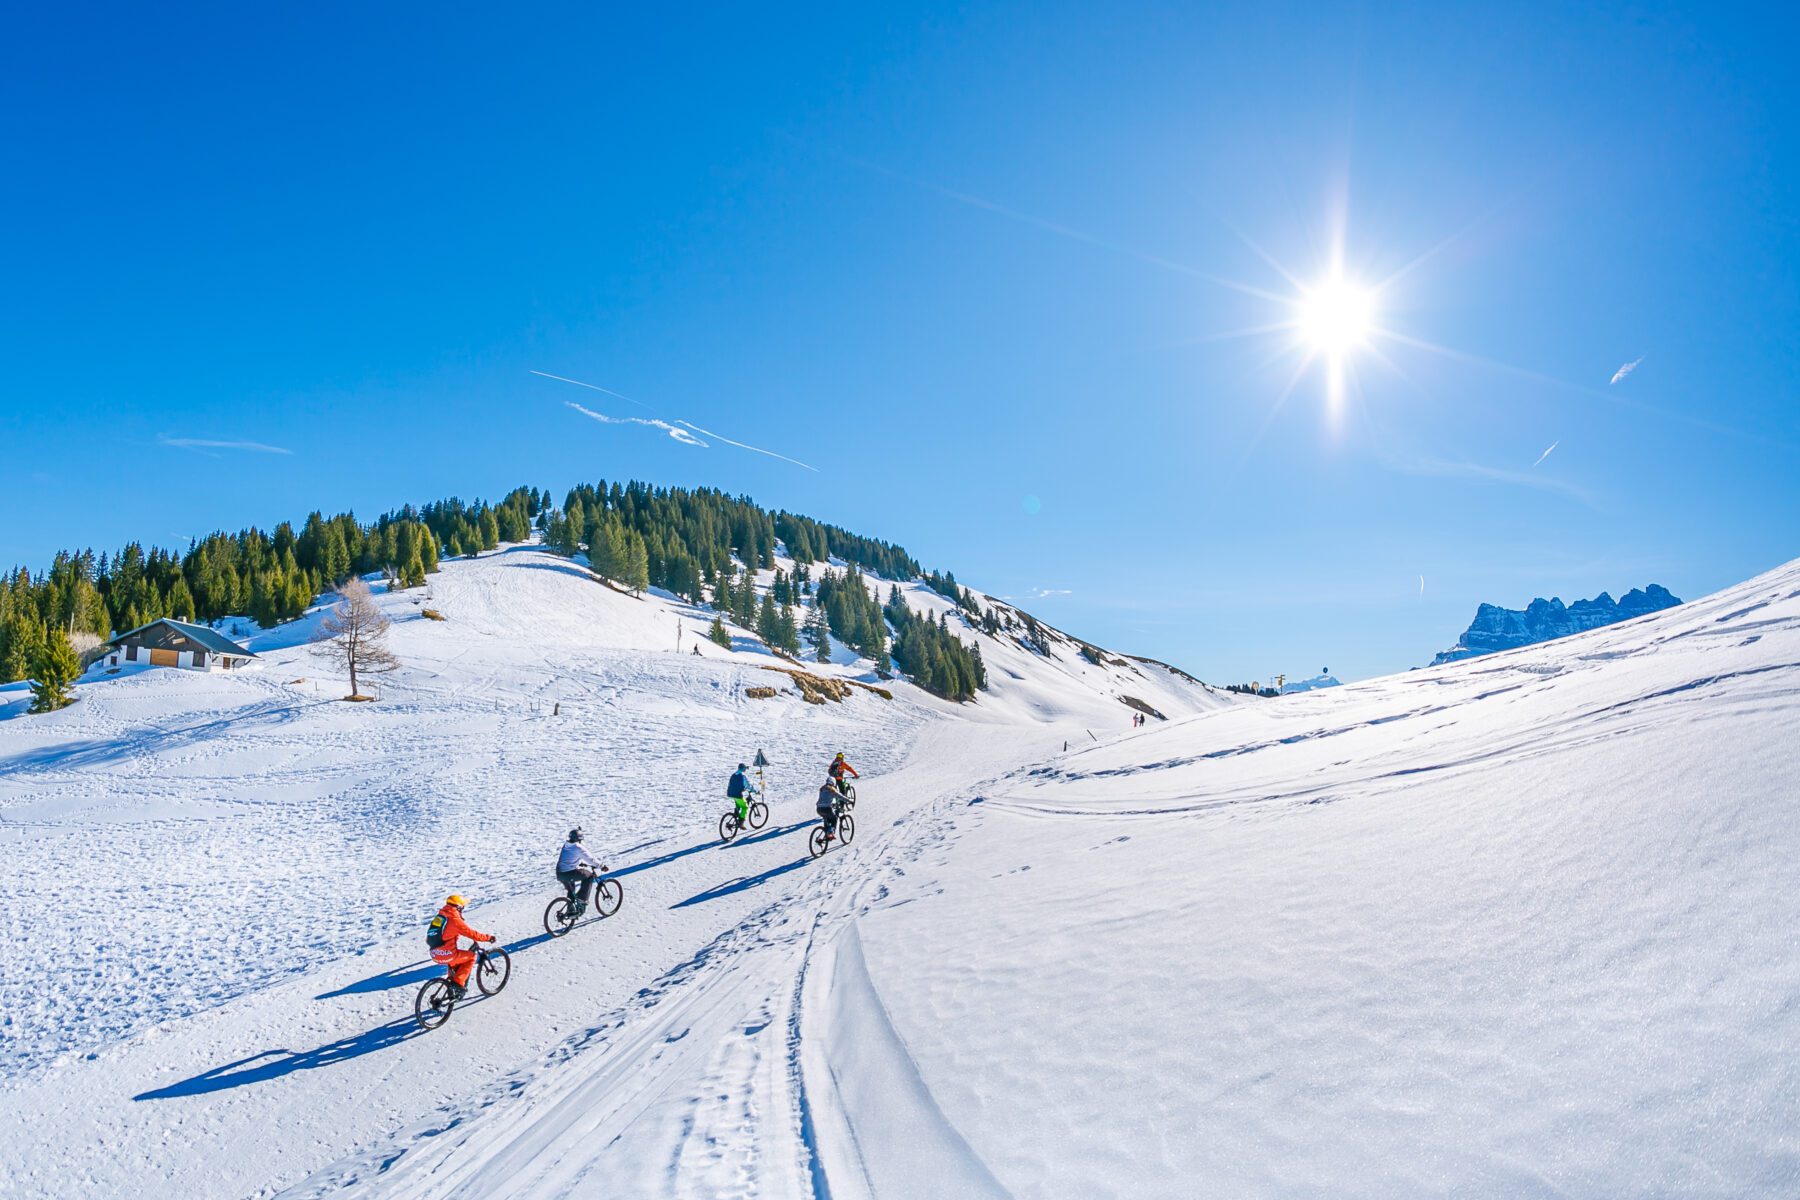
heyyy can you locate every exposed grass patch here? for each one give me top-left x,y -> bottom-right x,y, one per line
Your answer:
1120,694 -> 1165,720
759,667 -> 893,705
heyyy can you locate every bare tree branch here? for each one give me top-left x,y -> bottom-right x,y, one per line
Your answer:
311,578 -> 399,699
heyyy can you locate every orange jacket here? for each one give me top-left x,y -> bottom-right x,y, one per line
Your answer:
829,758 -> 859,780
432,903 -> 490,948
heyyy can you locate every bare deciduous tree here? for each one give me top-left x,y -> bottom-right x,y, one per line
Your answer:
311,578 -> 399,699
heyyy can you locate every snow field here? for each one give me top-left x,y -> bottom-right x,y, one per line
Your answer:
0,545 -> 1219,1197
0,548 -> 928,1085
11,541 -> 1791,1196
850,558 -> 1800,1197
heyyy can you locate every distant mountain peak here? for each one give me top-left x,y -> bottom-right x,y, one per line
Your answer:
1432,583 -> 1681,666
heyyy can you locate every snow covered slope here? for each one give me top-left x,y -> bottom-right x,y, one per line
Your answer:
0,543 -> 1220,1198
845,556 -> 1800,1197
5,545 -> 1794,1197
878,581 -> 1234,729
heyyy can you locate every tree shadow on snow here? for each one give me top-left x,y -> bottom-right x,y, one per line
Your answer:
508,558 -> 608,586
0,700 -> 333,773
132,1013 -> 439,1100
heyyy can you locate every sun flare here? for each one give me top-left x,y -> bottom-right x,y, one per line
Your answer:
1296,276 -> 1375,355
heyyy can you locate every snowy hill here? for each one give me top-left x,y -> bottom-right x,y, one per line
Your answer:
3,546 -> 1795,1197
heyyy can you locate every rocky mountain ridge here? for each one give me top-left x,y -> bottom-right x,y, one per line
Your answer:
1432,584 -> 1681,665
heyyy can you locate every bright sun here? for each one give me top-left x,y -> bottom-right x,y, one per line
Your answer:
1296,276 -> 1375,355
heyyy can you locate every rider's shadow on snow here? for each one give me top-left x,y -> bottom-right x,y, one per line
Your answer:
671,855 -> 813,909
314,960 -> 441,1000
132,1014 -> 438,1100
606,820 -> 812,882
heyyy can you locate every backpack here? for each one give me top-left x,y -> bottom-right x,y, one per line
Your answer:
727,772 -> 747,799
426,911 -> 448,950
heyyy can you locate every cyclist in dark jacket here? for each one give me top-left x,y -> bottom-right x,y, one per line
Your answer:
816,780 -> 842,836
727,763 -> 756,825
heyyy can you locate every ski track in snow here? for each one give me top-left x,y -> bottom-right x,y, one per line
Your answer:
5,546 -> 1799,1196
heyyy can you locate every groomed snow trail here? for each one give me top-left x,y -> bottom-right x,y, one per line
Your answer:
273,721 -> 1031,1199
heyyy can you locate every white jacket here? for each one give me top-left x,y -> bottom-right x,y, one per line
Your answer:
557,842 -> 601,873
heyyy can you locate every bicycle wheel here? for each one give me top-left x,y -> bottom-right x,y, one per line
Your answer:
748,800 -> 768,830
808,826 -> 829,858
414,979 -> 454,1030
594,878 -> 624,918
476,946 -> 512,996
545,896 -> 577,938
838,813 -> 856,844
719,813 -> 740,842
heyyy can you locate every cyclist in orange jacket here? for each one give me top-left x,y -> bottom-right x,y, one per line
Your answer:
828,752 -> 859,795
427,894 -> 495,1000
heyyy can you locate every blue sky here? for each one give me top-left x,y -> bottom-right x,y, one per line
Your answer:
3,3 -> 1796,681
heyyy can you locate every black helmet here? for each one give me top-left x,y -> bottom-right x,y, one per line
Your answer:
738,762 -> 748,771
568,827 -> 583,843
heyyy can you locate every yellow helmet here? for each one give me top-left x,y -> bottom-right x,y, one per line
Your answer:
446,894 -> 466,908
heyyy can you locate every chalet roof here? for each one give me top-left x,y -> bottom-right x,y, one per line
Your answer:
108,618 -> 258,658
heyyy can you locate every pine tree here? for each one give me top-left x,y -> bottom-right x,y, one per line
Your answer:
756,593 -> 780,648
732,566 -> 759,627
588,516 -> 619,577
806,606 -> 831,662
29,628 -> 80,713
624,531 -> 650,594
322,525 -> 351,582
708,613 -> 731,649
566,500 -> 587,555
166,576 -> 196,621
2,613 -> 42,685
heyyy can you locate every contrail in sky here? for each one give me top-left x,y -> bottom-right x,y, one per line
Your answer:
843,155 -> 1282,303
1609,356 -> 1644,385
540,372 -> 817,471
565,401 -> 707,446
158,435 -> 293,455
1532,440 -> 1559,468
674,420 -> 817,471
530,370 -> 653,409
1419,575 -> 1425,599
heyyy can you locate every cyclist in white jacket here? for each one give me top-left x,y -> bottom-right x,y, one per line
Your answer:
556,828 -> 606,913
